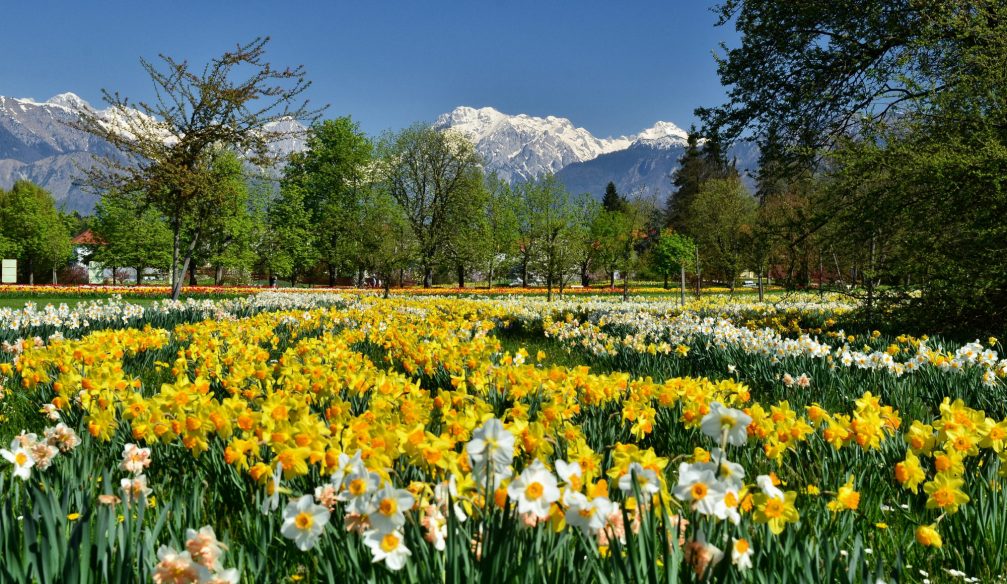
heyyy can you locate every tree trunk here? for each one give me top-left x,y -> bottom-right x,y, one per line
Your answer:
521,259 -> 528,287
663,273 -> 669,290
487,263 -> 494,289
28,257 -> 34,285
423,266 -> 432,288
457,264 -> 465,288
171,226 -> 201,301
758,271 -> 764,302
609,271 -> 615,288
170,220 -> 180,296
680,265 -> 686,307
328,264 -> 336,287
694,245 -> 701,298
398,268 -> 404,288
136,267 -> 143,285
383,275 -> 390,299
581,261 -> 590,287
215,265 -> 224,286
112,267 -> 117,285
546,272 -> 553,302
188,262 -> 198,286
622,272 -> 629,302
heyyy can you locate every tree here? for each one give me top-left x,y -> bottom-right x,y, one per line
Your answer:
612,198 -> 658,301
266,183 -> 318,286
700,1 -> 1007,332
481,175 -> 519,288
520,175 -> 582,301
281,117 -> 373,284
665,127 -> 704,232
0,181 -> 71,284
357,191 -> 417,298
378,125 -> 484,287
651,229 -> 696,304
74,37 -> 321,299
689,177 -> 757,294
601,182 -> 626,213
92,192 -> 172,284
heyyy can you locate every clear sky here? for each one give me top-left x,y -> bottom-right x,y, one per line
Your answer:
1,1 -> 737,138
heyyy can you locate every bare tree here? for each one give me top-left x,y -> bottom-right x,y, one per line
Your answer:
73,37 -> 323,299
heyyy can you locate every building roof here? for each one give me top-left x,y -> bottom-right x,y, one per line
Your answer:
71,229 -> 106,245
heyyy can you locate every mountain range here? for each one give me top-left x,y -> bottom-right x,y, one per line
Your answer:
0,94 -> 755,213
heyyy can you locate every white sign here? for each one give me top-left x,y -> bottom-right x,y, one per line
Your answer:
1,259 -> 15,284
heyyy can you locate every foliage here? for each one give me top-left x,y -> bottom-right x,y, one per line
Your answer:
92,192 -> 173,282
378,124 -> 484,287
73,37 -> 321,299
0,181 -> 72,283
689,177 -> 757,291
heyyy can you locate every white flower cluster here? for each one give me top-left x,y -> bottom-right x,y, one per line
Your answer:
0,424 -> 81,480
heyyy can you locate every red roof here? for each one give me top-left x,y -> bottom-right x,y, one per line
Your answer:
71,229 -> 106,245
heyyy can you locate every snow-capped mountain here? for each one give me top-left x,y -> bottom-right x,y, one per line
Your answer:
0,92 -> 307,213
433,105 -> 691,185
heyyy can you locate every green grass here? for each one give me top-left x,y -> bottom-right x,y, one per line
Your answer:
0,295 -> 163,309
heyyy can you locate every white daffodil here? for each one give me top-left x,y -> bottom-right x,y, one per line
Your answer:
700,402 -> 752,446
120,443 -> 152,475
364,528 -> 412,571
152,545 -> 210,584
280,494 -> 330,551
466,417 -> 516,472
564,491 -> 615,534
711,488 -> 743,524
756,474 -> 785,500
555,459 -> 583,491
367,485 -> 415,533
507,459 -> 560,519
260,461 -> 284,515
120,474 -> 152,504
732,538 -> 754,570
1,446 -> 34,480
184,525 -> 227,572
340,468 -> 383,515
329,450 -> 363,491
673,462 -> 724,516
705,448 -> 746,490
617,462 -> 661,497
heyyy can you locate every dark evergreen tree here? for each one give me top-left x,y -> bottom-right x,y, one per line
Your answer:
665,126 -> 704,232
601,182 -> 626,213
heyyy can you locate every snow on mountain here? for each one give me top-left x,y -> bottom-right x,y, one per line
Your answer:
630,121 -> 689,149
433,106 -> 691,182
0,92 -> 307,213
434,106 -> 640,182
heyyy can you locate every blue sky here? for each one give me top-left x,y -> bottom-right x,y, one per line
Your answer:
1,1 -> 737,137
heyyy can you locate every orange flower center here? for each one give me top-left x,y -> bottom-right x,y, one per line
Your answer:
525,481 -> 544,500
380,532 -> 400,553
379,498 -> 397,516
690,483 -> 709,500
294,512 -> 314,530
763,498 -> 785,518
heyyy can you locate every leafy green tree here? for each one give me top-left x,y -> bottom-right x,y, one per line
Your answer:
611,198 -> 659,301
651,229 -> 696,302
689,177 -> 757,294
0,180 -> 72,284
192,151 -> 259,285
481,175 -> 519,288
75,37 -> 320,299
378,125 -> 484,287
519,175 -> 582,301
282,118 -> 373,284
92,192 -> 172,284
266,184 -> 318,286
357,191 -> 417,298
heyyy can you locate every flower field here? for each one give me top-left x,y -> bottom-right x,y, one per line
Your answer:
1,291 -> 1005,582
